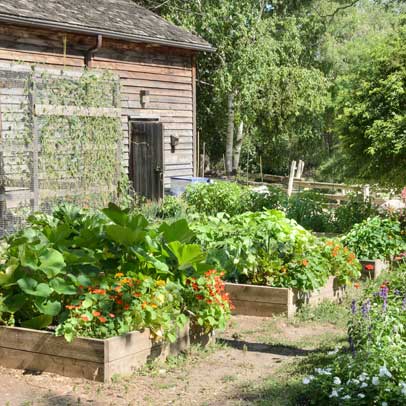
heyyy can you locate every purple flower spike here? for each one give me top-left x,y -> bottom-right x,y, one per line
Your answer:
379,285 -> 389,300
394,289 -> 401,296
351,299 -> 357,314
361,302 -> 370,318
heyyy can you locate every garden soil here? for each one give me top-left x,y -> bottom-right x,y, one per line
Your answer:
0,316 -> 344,406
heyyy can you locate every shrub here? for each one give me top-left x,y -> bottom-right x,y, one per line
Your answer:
287,191 -> 334,232
0,204 -> 231,342
184,181 -> 250,216
333,193 -> 379,234
343,216 -> 406,260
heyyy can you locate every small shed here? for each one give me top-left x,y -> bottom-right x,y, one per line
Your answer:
0,0 -> 212,234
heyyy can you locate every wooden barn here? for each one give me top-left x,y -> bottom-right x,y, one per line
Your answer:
0,0 -> 212,228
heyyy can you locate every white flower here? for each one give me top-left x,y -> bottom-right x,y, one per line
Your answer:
402,387 -> 406,396
342,395 -> 351,400
328,348 -> 339,355
358,373 -> 368,382
303,377 -> 312,385
360,382 -> 368,388
382,402 -> 388,406
333,377 -> 341,385
329,390 -> 339,398
372,377 -> 379,385
358,393 -> 365,398
352,379 -> 360,385
379,366 -> 392,378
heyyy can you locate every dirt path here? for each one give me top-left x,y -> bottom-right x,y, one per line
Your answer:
0,315 -> 346,406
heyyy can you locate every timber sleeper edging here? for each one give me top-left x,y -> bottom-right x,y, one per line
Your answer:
225,276 -> 345,318
0,322 -> 214,382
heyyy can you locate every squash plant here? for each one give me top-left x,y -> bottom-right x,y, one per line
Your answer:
192,210 -> 360,291
0,204 -> 231,341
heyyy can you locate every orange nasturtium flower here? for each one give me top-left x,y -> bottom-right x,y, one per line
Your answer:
65,305 -> 76,310
354,283 -> 360,289
92,311 -> 101,317
98,316 -> 107,323
115,272 -> 124,279
365,264 -> 375,271
81,315 -> 90,322
302,259 -> 309,267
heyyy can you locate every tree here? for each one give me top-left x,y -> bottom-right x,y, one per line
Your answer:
336,25 -> 406,186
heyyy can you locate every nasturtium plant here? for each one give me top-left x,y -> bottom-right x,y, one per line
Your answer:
343,216 -> 406,260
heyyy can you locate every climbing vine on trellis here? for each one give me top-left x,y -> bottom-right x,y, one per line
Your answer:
34,69 -> 123,207
0,66 -> 125,236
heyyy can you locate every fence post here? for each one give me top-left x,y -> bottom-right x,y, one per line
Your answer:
288,160 -> 297,197
0,105 -> 6,233
363,184 -> 370,201
29,75 -> 40,212
296,160 -> 305,179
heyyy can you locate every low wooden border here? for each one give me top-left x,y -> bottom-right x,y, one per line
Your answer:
225,276 -> 345,318
0,322 -> 213,382
359,259 -> 389,280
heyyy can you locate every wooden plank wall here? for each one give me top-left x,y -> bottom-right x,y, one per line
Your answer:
0,24 -> 196,188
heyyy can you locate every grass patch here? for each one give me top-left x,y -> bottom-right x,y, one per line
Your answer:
135,342 -> 225,377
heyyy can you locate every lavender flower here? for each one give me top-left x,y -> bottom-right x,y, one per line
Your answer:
351,299 -> 357,315
379,285 -> 389,300
361,300 -> 370,318
349,336 -> 356,356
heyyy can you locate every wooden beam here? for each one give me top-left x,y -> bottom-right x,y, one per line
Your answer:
34,104 -> 122,118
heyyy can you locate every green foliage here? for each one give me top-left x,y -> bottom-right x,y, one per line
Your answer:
337,26 -> 406,186
191,210 -> 360,291
184,182 -> 250,216
287,191 -> 334,233
301,270 -> 406,405
0,204 -> 231,341
343,216 -> 406,260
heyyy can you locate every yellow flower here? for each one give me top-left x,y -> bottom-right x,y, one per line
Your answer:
156,280 -> 166,287
115,272 -> 124,279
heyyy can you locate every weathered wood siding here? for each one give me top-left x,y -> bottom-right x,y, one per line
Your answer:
0,24 -> 196,188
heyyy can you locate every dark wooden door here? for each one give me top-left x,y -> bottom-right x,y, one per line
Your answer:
129,121 -> 164,201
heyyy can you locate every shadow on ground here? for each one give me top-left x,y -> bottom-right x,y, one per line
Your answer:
218,338 -> 322,357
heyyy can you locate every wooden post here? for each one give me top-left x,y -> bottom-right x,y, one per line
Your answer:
202,142 -> 206,177
287,160 -> 297,197
363,184 -> 370,201
259,156 -> 264,183
28,76 -> 40,212
296,160 -> 305,179
192,56 -> 197,178
0,104 -> 6,232
114,79 -> 122,199
196,130 -> 200,178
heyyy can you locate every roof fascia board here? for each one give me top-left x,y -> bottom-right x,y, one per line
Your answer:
0,14 -> 215,52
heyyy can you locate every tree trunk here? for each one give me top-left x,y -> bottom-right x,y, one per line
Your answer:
225,93 -> 235,176
232,121 -> 244,175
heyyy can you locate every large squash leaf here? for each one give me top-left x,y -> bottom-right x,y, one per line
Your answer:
21,315 -> 53,330
38,248 -> 65,278
167,242 -> 206,270
159,219 -> 195,243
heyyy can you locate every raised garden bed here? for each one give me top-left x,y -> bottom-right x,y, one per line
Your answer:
0,323 -> 213,382
359,259 -> 389,280
225,276 -> 345,318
